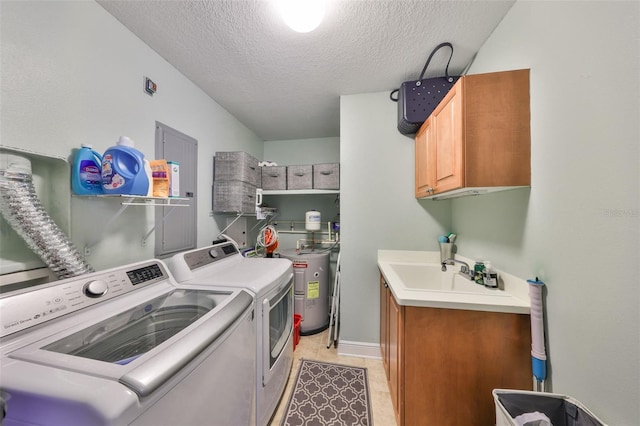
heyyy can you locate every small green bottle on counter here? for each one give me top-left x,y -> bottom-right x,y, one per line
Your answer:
474,261 -> 485,284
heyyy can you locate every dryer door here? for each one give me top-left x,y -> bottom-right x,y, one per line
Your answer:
262,274 -> 293,386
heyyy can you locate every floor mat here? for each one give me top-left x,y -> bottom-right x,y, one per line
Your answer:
280,359 -> 372,426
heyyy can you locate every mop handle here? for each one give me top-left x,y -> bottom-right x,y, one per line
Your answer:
527,278 -> 547,382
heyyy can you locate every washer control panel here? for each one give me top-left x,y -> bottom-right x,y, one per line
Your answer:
83,279 -> 109,297
0,261 -> 169,337
183,242 -> 239,271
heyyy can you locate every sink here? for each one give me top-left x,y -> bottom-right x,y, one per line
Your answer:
388,263 -> 505,295
388,264 -> 444,290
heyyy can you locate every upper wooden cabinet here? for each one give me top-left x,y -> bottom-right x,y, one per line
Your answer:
415,69 -> 531,199
414,116 -> 434,197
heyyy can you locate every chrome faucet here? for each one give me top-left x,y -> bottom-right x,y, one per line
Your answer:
441,258 -> 474,280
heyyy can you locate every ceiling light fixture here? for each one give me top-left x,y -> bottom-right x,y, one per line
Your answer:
277,0 -> 326,33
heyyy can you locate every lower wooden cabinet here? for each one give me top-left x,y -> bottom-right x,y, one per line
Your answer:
380,273 -> 531,425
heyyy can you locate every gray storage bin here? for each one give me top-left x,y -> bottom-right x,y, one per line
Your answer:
214,151 -> 260,187
493,389 -> 607,426
313,163 -> 340,190
287,165 -> 313,190
212,181 -> 257,214
261,166 -> 287,190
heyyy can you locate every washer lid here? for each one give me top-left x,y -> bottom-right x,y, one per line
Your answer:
43,288 -> 227,364
169,244 -> 293,293
185,257 -> 292,294
6,286 -> 252,397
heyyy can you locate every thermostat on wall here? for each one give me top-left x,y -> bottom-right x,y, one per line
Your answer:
144,76 -> 157,96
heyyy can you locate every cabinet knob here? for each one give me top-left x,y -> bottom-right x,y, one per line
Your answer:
384,282 -> 389,288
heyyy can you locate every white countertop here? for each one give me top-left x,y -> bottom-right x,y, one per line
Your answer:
377,250 -> 530,314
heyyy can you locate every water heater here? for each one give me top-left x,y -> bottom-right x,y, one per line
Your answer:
280,249 -> 330,335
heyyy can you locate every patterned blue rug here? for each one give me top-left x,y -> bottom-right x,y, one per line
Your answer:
281,359 -> 372,426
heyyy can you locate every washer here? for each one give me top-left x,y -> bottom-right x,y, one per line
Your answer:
0,259 -> 256,426
168,241 -> 293,426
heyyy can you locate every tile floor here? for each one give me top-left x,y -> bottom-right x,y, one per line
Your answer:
270,329 -> 397,425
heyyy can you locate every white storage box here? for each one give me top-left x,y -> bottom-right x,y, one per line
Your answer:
287,165 -> 313,190
313,163 -> 339,190
214,151 -> 260,187
261,166 -> 287,190
493,389 -> 607,426
212,181 -> 257,214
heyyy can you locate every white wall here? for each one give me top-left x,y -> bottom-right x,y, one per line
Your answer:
1,1 -> 263,271
452,1 -> 639,423
340,92 -> 452,344
264,137 -> 339,165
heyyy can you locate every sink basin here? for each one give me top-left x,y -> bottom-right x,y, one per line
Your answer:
388,264 -> 444,290
388,263 -> 505,295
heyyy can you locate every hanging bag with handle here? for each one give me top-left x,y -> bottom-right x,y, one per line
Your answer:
390,42 -> 460,135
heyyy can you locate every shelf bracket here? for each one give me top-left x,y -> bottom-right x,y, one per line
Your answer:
141,204 -> 184,246
217,212 -> 245,238
78,195 -> 190,252
85,197 -> 134,251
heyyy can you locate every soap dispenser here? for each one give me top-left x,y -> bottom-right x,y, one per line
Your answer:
483,262 -> 498,288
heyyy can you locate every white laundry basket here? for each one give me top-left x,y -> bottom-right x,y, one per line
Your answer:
493,389 -> 607,426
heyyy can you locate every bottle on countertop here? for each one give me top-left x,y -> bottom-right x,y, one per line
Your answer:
473,261 -> 485,285
483,262 -> 499,288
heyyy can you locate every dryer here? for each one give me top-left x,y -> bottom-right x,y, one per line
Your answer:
168,242 -> 294,426
0,259 -> 256,426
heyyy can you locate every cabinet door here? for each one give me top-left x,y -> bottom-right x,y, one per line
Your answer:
433,80 -> 464,194
388,292 -> 402,424
403,307 -> 531,425
414,117 -> 436,198
379,274 -> 389,379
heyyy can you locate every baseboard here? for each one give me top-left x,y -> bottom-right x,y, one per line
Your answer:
337,340 -> 382,359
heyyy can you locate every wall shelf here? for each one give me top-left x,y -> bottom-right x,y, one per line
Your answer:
76,194 -> 190,206
262,189 -> 339,195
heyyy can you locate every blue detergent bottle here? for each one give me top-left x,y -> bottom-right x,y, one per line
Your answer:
101,136 -> 150,196
72,144 -> 103,195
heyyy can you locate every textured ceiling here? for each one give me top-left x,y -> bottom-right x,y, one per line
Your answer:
97,0 -> 515,141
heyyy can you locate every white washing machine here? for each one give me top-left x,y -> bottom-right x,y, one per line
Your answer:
168,241 -> 293,426
0,259 -> 256,426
